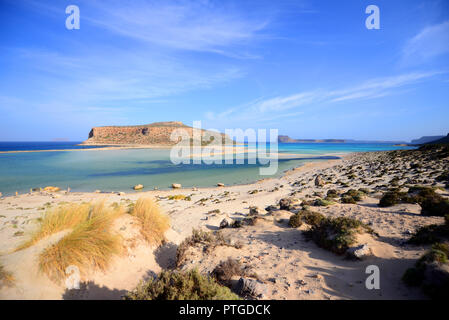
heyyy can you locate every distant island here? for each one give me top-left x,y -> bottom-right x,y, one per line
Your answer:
277,135 -> 407,144
82,121 -> 233,146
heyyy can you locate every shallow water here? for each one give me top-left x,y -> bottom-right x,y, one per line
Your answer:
0,142 -> 415,195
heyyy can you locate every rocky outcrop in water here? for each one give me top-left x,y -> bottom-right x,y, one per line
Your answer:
82,121 -> 233,146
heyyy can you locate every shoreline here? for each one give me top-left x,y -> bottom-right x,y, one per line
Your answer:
1,147 -> 448,300
0,153 -> 345,197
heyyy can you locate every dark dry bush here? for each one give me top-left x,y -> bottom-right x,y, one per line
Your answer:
326,189 -> 339,198
211,258 -> 244,285
124,269 -> 240,300
176,229 -> 236,267
341,190 -> 364,203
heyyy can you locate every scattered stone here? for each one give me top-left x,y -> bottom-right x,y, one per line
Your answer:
236,278 -> 267,298
249,206 -> 260,216
219,218 -> 230,229
172,183 -> 182,189
315,175 -> 325,187
43,186 -> 60,192
133,184 -> 144,190
217,183 -> 225,187
265,205 -> 278,212
347,244 -> 372,260
279,198 -> 292,210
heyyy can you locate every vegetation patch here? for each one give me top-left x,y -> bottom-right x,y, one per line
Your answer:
130,198 -> 170,245
289,209 -> 325,228
408,215 -> 449,245
39,204 -> 123,283
168,195 -> 191,201
0,263 -> 15,288
403,242 -> 449,299
306,216 -> 374,255
124,269 -> 240,300
176,229 -> 240,267
211,258 -> 244,285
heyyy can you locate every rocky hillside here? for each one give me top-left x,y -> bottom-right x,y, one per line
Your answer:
82,121 -> 233,146
410,135 -> 445,144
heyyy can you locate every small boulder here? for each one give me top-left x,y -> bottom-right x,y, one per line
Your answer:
217,183 -> 225,187
249,206 -> 260,216
172,183 -> 182,189
279,198 -> 292,210
44,186 -> 60,192
133,184 -> 144,190
236,278 -> 267,298
265,205 -> 278,212
219,218 -> 230,229
315,175 -> 325,187
347,244 -> 372,260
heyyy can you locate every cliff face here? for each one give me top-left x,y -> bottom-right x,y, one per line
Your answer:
82,121 -> 232,145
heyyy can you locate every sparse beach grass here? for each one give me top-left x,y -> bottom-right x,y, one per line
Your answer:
39,208 -> 123,283
130,198 -> 169,245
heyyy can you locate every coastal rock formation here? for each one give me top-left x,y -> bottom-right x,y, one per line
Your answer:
82,121 -> 233,146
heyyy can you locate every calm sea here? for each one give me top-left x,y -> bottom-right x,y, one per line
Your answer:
0,141 -> 415,196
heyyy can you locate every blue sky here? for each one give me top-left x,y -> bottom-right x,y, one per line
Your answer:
0,0 -> 448,142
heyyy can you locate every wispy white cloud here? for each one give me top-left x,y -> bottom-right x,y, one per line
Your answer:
80,0 -> 270,58
206,71 -> 443,126
402,20 -> 449,63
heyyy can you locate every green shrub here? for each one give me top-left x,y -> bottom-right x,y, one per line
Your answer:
124,269 -> 240,300
307,216 -> 373,255
403,242 -> 449,299
421,195 -> 449,217
326,189 -> 339,198
313,198 -> 335,206
341,196 -> 357,204
288,214 -> 303,228
289,209 -> 325,228
379,191 -> 405,207
408,223 -> 449,245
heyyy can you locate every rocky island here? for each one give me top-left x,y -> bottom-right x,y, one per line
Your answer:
82,121 -> 234,146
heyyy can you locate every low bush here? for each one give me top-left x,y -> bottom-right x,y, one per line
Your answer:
289,209 -> 325,228
176,229 -> 237,267
124,269 -> 240,300
307,216 -> 374,255
408,218 -> 449,245
403,243 -> 449,299
211,258 -> 244,285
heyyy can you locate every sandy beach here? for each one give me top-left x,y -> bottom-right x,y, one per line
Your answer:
1,146 -> 448,300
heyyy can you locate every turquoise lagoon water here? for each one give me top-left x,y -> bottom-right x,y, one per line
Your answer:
0,142 -> 415,196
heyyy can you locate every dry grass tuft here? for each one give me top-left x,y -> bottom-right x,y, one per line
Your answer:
17,202 -> 121,251
0,263 -> 15,288
130,198 -> 169,245
39,204 -> 123,283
